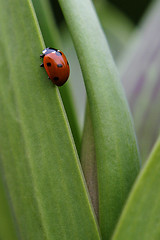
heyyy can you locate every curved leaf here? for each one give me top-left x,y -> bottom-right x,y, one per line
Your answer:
58,0 -> 140,238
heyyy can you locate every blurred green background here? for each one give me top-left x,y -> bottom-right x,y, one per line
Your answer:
50,0 -> 152,25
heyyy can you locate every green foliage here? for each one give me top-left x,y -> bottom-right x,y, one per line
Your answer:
0,175 -> 17,240
0,0 -> 159,239
58,0 -> 140,239
32,0 -> 81,155
0,0 -> 100,239
119,0 -> 160,162
93,0 -> 134,59
112,137 -> 160,240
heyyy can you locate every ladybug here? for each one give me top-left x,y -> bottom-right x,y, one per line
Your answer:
40,47 -> 70,86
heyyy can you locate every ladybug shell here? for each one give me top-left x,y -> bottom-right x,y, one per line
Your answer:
43,51 -> 70,86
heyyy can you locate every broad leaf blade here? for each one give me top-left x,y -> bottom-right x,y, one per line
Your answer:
0,175 -> 18,240
58,0 -> 140,238
0,0 -> 101,239
112,136 -> 160,240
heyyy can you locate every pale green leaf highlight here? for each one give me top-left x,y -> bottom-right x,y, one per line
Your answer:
112,136 -> 160,240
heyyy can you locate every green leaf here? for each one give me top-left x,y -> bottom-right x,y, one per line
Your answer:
81,104 -> 98,219
58,0 -> 141,238
59,23 -> 86,131
0,175 -> 18,240
112,136 -> 160,240
31,0 -> 61,48
32,0 -> 81,155
0,0 -> 101,239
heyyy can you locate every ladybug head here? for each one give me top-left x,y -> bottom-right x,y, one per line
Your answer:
42,47 -> 58,56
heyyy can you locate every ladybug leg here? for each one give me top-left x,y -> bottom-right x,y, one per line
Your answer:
40,54 -> 45,58
48,77 -> 50,79
40,63 -> 44,67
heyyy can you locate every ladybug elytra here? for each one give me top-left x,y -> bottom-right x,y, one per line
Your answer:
40,47 -> 70,86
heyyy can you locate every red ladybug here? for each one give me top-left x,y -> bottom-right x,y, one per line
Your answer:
40,47 -> 70,86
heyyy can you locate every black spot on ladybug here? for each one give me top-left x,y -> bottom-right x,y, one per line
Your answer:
56,52 -> 62,56
67,61 -> 69,65
53,77 -> 59,81
47,62 -> 51,66
57,64 -> 63,68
